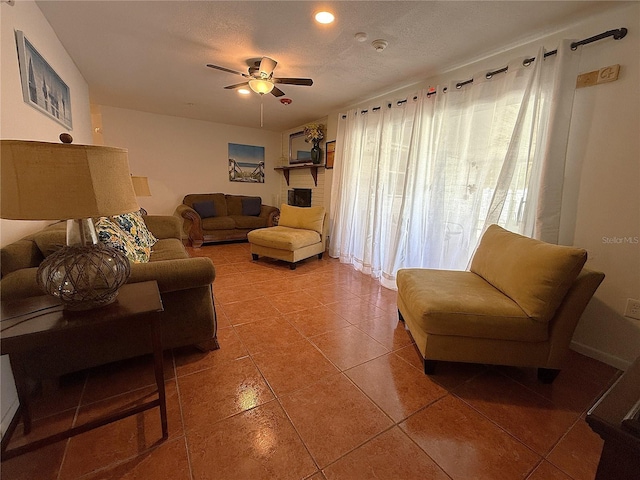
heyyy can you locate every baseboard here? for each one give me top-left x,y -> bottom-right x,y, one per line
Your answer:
570,341 -> 632,371
1,397 -> 19,440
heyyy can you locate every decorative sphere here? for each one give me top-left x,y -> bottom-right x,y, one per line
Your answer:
59,133 -> 74,144
37,244 -> 130,311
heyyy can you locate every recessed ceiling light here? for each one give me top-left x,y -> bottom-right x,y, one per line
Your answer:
315,11 -> 335,24
238,88 -> 251,95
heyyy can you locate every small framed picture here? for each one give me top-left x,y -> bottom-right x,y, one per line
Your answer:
325,140 -> 336,169
15,30 -> 73,129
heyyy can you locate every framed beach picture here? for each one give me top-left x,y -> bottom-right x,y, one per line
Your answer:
325,140 -> 336,169
15,30 -> 73,129
228,143 -> 265,183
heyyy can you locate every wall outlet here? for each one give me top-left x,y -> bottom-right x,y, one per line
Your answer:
624,298 -> 640,320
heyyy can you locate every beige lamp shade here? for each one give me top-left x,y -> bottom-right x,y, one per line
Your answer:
1,140 -> 139,220
131,176 -> 152,196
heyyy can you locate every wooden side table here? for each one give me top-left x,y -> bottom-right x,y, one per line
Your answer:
586,356 -> 640,480
0,281 -> 167,461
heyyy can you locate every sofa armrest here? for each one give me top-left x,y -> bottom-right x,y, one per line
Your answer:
174,204 -> 204,247
144,215 -> 182,240
129,257 -> 215,293
260,205 -> 280,227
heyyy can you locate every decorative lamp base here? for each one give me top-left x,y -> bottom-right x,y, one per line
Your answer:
36,244 -> 131,311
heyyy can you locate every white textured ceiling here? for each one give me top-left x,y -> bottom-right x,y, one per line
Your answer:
37,1 -> 620,131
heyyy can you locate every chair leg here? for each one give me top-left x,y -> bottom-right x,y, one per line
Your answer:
537,368 -> 560,384
318,252 -> 324,260
289,263 -> 297,270
424,359 -> 437,375
398,310 -> 405,322
252,253 -> 258,261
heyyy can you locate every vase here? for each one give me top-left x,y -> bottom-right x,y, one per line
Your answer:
310,143 -> 322,164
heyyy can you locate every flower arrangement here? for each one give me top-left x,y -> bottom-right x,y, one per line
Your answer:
304,123 -> 325,144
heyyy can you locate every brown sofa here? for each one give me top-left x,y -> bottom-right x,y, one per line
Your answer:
175,193 -> 279,247
0,215 -> 218,379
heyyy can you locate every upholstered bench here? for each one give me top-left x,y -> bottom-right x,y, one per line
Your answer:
247,204 -> 327,270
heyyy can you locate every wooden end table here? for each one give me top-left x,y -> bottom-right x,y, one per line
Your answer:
0,281 -> 167,461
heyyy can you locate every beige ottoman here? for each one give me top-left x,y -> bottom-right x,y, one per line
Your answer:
247,204 -> 327,270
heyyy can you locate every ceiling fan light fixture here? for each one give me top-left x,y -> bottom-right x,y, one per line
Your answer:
248,78 -> 274,94
315,11 -> 335,24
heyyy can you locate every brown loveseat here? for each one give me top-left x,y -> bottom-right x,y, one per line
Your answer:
175,194 -> 279,247
0,215 -> 218,379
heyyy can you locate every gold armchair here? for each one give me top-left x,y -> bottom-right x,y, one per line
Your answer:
397,225 -> 604,383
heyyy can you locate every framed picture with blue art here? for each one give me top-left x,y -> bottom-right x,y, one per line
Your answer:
15,30 -> 73,129
228,143 -> 265,183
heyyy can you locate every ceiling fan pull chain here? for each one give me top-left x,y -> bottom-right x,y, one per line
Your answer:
260,97 -> 264,127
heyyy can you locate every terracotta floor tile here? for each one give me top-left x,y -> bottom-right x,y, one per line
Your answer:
234,316 -> 305,355
313,284 -> 359,305
187,400 -> 316,480
401,395 -> 540,480
323,427 -> 449,480
326,298 -> 387,324
29,371 -> 86,421
426,361 -> 489,391
546,416 -> 603,480
173,327 -> 248,376
5,408 -> 75,450
268,291 -> 323,314
526,461 -> 573,480
495,351 -> 620,414
252,339 -> 339,396
310,325 -> 389,370
346,353 -> 447,422
352,310 -> 413,351
394,344 -> 424,371
81,353 -> 174,405
0,441 -> 67,480
285,306 -> 351,338
177,357 -> 274,431
81,437 -> 191,480
211,263 -> 242,276
215,283 -> 268,305
60,380 -> 183,479
218,297 -> 282,325
307,473 -> 326,480
359,288 -> 398,313
251,277 -> 306,296
280,373 -> 393,468
454,370 -> 579,455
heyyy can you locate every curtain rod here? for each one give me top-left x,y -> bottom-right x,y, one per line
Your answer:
341,27 -> 628,119
430,27 -> 627,95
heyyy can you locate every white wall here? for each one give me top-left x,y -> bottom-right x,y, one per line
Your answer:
97,106 -> 282,215
329,3 -> 640,369
0,0 -> 93,436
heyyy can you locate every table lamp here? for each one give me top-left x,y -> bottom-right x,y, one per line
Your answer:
131,176 -> 151,215
1,137 -> 139,310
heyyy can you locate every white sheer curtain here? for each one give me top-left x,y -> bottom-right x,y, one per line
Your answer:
330,40 -> 581,289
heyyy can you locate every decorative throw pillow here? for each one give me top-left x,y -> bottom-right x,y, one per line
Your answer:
111,211 -> 158,249
241,197 -> 262,216
95,217 -> 150,263
193,200 -> 217,218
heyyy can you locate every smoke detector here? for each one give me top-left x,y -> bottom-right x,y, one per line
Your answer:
371,39 -> 388,52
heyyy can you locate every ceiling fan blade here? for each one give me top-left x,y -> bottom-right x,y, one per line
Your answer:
270,86 -> 286,97
259,57 -> 277,77
273,78 -> 313,86
207,64 -> 249,77
224,82 -> 250,90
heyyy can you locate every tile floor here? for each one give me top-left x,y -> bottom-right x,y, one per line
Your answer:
2,242 -> 620,480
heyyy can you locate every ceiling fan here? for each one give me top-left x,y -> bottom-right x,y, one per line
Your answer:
206,56 -> 313,97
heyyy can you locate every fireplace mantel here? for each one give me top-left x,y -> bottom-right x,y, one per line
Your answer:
274,164 -> 324,187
